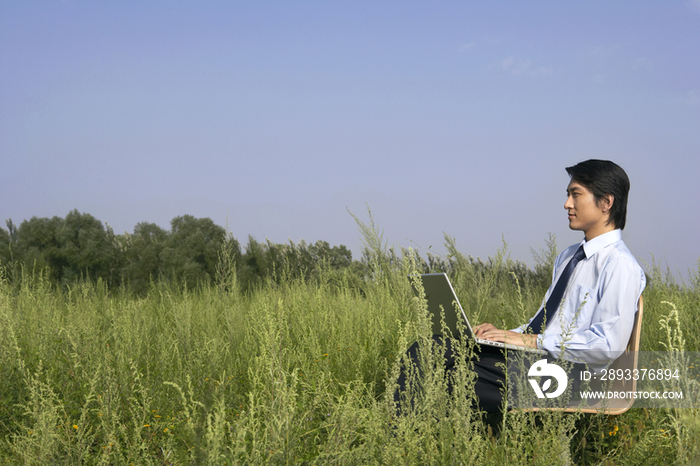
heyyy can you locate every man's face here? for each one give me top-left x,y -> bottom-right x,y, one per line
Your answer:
564,180 -> 612,240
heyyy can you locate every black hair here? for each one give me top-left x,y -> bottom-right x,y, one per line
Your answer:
566,159 -> 630,230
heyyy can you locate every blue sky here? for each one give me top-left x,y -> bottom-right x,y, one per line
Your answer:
2,1 -> 699,281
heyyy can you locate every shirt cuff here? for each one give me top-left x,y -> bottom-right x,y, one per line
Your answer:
537,333 -> 558,353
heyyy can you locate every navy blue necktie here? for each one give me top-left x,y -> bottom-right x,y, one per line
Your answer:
527,244 -> 586,334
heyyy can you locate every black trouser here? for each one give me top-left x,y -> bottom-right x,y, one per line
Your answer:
394,335 -> 508,413
394,335 -> 586,414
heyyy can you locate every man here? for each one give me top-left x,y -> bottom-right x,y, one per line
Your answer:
475,159 -> 645,368
396,159 -> 646,413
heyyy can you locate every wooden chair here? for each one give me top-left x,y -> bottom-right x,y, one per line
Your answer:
529,296 -> 644,415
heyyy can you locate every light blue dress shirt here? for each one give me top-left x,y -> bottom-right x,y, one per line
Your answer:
513,229 -> 646,371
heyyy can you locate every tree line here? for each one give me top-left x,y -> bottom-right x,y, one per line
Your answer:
0,209 -> 554,296
0,210 -> 358,294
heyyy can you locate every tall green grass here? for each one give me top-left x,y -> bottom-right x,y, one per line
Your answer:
0,226 -> 698,464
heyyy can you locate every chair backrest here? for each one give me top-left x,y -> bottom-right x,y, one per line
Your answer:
590,295 -> 643,414
528,295 -> 643,415
625,295 -> 644,353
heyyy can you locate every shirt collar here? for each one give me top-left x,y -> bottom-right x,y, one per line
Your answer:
581,229 -> 622,258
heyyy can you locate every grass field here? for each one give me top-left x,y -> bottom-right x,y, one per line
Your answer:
1,230 -> 698,465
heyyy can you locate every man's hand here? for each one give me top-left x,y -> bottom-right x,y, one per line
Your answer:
474,323 -> 538,349
473,323 -> 498,336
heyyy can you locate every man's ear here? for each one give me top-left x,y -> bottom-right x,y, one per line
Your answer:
601,194 -> 614,214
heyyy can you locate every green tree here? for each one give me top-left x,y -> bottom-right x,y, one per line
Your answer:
0,225 -> 10,266
56,210 -> 114,285
309,240 -> 352,270
238,236 -> 266,290
0,220 -> 17,266
238,237 -> 357,291
120,222 -> 168,294
160,215 -> 226,286
16,215 -> 66,281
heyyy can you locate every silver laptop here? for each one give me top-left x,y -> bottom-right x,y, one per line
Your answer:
411,273 -> 545,353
